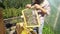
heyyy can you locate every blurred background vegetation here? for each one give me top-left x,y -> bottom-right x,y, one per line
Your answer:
0,0 -> 60,34
0,0 -> 31,19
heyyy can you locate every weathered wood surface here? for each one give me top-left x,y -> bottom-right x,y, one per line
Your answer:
0,8 -> 6,34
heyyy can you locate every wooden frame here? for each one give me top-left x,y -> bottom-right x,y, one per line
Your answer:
22,8 -> 40,27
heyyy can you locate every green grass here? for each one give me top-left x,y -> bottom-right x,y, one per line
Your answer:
43,23 -> 54,34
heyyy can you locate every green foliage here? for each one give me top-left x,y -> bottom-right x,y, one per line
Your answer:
0,0 -> 5,8
2,0 -> 31,18
3,8 -> 23,19
3,0 -> 31,8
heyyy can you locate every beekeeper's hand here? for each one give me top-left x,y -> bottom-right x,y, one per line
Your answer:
26,4 -> 31,9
